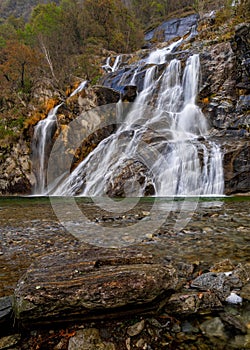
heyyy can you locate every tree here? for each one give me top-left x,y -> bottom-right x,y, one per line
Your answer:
25,3 -> 78,85
80,0 -> 143,53
0,40 -> 42,93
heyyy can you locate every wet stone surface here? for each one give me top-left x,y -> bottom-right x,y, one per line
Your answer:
0,196 -> 249,349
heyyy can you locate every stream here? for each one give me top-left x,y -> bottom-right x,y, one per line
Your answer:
0,195 -> 249,298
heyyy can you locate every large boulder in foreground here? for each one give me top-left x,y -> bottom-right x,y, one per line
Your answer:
13,246 -> 177,327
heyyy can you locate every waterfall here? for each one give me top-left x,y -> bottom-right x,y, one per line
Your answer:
49,44 -> 224,197
32,81 -> 87,194
32,104 -> 62,194
102,55 -> 121,72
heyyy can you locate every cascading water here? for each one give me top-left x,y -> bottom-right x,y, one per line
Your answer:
50,43 -> 224,197
32,104 -> 62,194
32,81 -> 87,194
102,55 -> 121,73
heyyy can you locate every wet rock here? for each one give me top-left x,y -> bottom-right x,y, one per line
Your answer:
93,86 -> 120,106
166,291 -> 223,315
0,141 -> 33,195
236,95 -> 250,113
0,334 -> 21,349
240,283 -> 250,301
200,317 -> 228,341
145,14 -> 199,43
13,246 -> 177,326
106,159 -> 155,197
181,320 -> 199,333
210,259 -> 236,273
220,312 -> 247,334
225,292 -> 243,304
122,85 -> 137,102
0,296 -> 13,332
127,320 -> 145,337
229,333 -> 250,349
191,272 -> 230,293
222,140 -> 250,194
68,328 -> 116,350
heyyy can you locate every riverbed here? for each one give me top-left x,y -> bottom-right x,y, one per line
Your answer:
0,195 -> 249,298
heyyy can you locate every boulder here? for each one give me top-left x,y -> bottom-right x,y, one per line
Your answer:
13,246 -> 177,327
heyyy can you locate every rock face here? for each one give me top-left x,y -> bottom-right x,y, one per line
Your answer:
145,14 -> 199,42
197,23 -> 250,194
0,140 -> 33,195
199,24 -> 250,137
0,19 -> 249,195
106,159 -> 155,197
13,246 -> 177,326
222,141 -> 250,194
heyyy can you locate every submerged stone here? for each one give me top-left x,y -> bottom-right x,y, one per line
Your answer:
68,328 -> 116,350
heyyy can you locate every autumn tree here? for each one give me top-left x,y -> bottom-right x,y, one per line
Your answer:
0,40 -> 43,93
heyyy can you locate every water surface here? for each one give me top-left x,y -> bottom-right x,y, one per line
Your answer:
0,196 -> 249,297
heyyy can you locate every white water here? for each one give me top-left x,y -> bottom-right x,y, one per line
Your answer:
50,44 -> 224,197
146,38 -> 183,64
102,55 -> 121,72
32,81 -> 87,194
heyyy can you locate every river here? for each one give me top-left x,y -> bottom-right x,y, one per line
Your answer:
0,195 -> 249,298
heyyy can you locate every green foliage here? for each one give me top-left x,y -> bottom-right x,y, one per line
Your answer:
0,0 -> 249,145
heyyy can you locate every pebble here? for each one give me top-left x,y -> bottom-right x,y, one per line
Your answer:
0,334 -> 21,349
125,337 -> 131,350
225,292 -> 243,304
220,312 -> 247,334
127,320 -> 145,337
200,317 -> 227,340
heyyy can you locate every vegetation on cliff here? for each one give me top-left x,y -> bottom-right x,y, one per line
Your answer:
0,0 -> 249,147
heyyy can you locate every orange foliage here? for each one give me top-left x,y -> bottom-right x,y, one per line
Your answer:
23,112 -> 45,129
45,98 -> 59,114
202,97 -> 209,104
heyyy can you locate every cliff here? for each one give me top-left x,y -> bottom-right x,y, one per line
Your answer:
0,8 -> 249,196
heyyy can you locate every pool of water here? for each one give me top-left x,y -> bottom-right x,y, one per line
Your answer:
0,196 -> 249,297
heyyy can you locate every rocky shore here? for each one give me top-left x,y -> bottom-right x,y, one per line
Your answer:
0,245 -> 249,350
0,195 -> 249,349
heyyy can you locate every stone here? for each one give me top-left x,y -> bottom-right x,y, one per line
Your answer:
240,283 -> 250,301
191,272 -> 230,293
222,141 -> 250,195
68,328 -> 116,350
127,320 -> 145,337
145,14 -> 199,42
93,86 -> 120,106
125,337 -> 131,350
106,159 -> 155,197
13,246 -> 177,326
225,292 -> 243,305
166,291 -> 223,315
210,259 -> 235,273
0,296 -> 13,329
200,317 -> 227,340
220,312 -> 247,334
0,334 -> 21,350
122,85 -> 137,102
